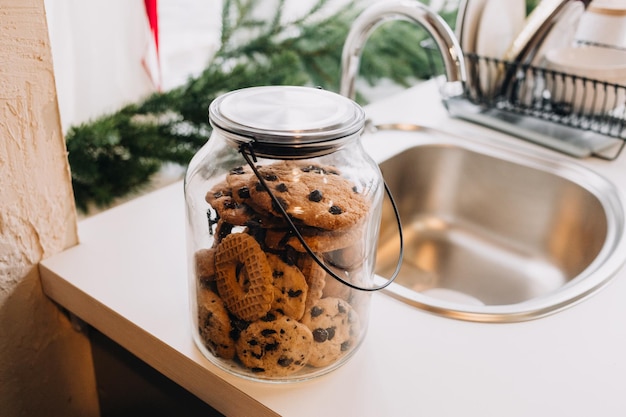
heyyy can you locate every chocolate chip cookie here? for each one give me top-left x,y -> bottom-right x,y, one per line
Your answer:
301,297 -> 361,367
236,314 -> 313,377
244,161 -> 369,230
197,287 -> 236,359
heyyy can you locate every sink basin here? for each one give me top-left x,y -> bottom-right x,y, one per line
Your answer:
373,126 -> 626,322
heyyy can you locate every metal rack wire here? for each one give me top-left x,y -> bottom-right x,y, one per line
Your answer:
443,53 -> 626,160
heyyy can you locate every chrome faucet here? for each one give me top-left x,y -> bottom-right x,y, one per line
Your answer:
339,0 -> 466,101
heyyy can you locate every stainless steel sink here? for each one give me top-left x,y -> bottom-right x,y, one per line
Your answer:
373,126 -> 626,322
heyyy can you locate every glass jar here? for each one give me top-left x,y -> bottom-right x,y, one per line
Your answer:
185,86 -> 388,382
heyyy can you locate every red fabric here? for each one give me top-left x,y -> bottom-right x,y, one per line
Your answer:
144,0 -> 159,54
143,0 -> 161,90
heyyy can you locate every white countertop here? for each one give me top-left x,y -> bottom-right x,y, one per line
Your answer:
40,81 -> 626,417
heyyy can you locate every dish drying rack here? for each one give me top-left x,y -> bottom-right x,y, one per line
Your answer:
442,53 -> 626,160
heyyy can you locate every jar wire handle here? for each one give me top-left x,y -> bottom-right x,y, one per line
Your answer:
239,143 -> 403,292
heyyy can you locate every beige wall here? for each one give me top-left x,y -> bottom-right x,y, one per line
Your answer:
0,0 -> 99,415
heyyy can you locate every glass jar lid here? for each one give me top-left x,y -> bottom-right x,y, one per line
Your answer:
208,86 -> 365,158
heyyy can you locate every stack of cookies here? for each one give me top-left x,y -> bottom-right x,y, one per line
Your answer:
194,160 -> 371,378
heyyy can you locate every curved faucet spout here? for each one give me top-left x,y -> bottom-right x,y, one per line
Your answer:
339,0 -> 466,100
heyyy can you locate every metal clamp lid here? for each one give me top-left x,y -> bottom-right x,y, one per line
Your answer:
209,86 -> 366,158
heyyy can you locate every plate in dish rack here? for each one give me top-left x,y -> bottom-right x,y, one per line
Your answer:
455,0 -> 488,99
455,0 -> 487,53
475,0 -> 526,96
